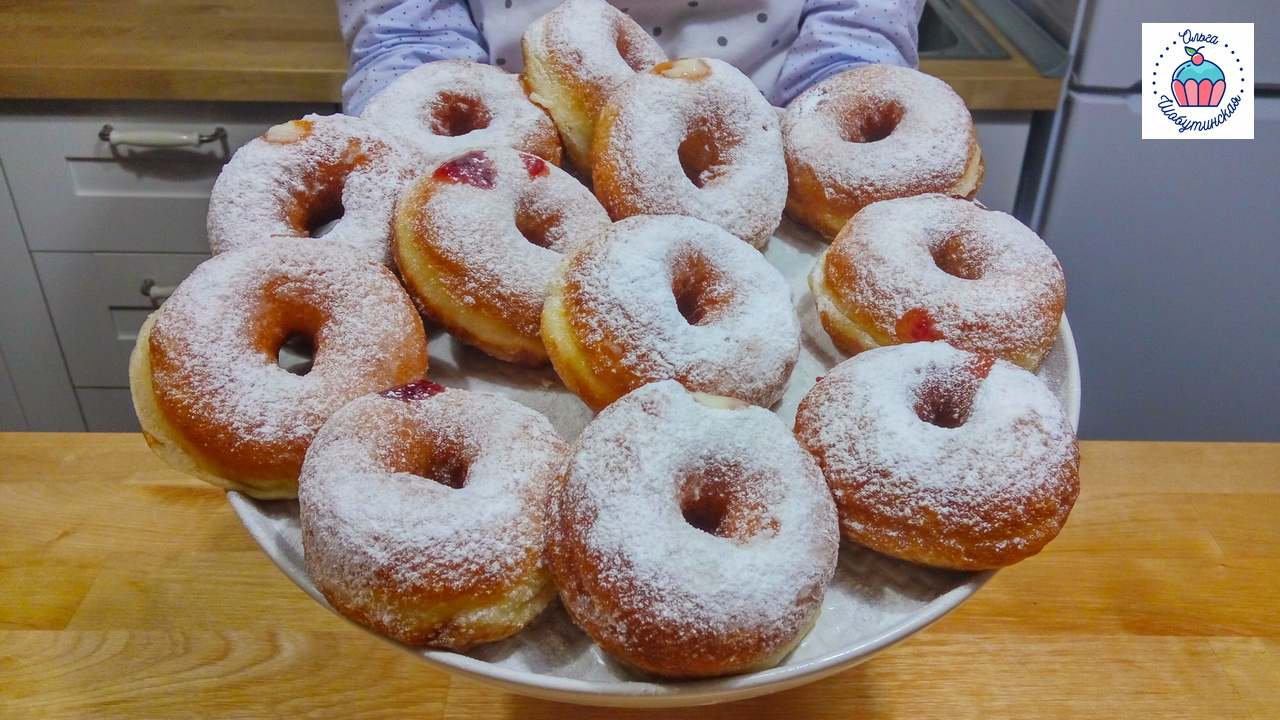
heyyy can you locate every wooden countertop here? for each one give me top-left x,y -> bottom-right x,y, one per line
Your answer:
2,434 -> 1276,717
0,0 -> 1062,109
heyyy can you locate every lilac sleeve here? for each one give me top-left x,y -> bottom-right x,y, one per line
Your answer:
771,0 -> 926,106
336,0 -> 489,115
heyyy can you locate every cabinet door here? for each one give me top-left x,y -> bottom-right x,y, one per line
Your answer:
77,388 -> 141,433
34,252 -> 209,388
0,162 -> 83,430
0,101 -> 334,253
0,346 -> 25,430
972,110 -> 1032,215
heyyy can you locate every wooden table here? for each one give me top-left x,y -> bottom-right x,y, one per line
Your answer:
2,435 -> 1276,718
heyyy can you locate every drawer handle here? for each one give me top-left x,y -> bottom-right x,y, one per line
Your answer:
99,124 -> 227,149
140,278 -> 178,306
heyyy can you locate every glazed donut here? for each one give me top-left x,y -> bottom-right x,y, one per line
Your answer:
783,64 -> 985,240
361,60 -> 562,166
521,0 -> 667,173
549,380 -> 839,678
129,239 -> 428,498
809,194 -> 1066,370
592,58 -> 787,248
394,148 -> 611,366
794,341 -> 1079,570
542,215 -> 800,412
300,382 -> 564,649
207,114 -> 413,265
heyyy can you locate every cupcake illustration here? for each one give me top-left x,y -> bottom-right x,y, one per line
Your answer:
1172,46 -> 1226,107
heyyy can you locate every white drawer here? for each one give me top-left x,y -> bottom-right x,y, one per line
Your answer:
35,251 -> 209,388
0,101 -> 335,253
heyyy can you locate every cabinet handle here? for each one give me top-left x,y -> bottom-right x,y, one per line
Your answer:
99,124 -> 227,149
140,278 -> 177,306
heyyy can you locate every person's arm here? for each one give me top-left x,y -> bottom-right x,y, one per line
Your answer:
337,0 -> 489,115
771,0 -> 925,106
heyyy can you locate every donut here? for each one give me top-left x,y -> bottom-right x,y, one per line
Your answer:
542,215 -> 800,412
809,194 -> 1065,370
129,239 -> 428,499
207,114 -> 413,265
361,60 -> 562,167
394,148 -> 611,366
783,64 -> 985,240
300,382 -> 564,649
592,58 -> 787,248
549,380 -> 839,678
521,0 -> 667,173
794,341 -> 1079,570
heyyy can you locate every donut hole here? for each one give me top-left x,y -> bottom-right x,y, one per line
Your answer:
670,253 -> 730,326
913,361 -> 991,428
929,232 -> 986,280
379,432 -> 471,490
305,198 -> 345,238
289,168 -> 348,237
678,124 -> 729,189
256,283 -> 327,376
679,464 -> 779,542
914,390 -> 973,429
276,332 -> 316,376
415,452 -> 470,489
680,488 -> 728,536
429,93 -> 492,137
841,100 -> 904,144
514,205 -> 557,250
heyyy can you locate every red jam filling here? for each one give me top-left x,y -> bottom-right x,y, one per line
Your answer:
433,151 -> 497,189
378,380 -> 447,401
521,154 -> 549,178
895,308 -> 945,343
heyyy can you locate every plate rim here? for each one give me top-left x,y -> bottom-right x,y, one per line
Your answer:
229,489 -> 998,707
227,312 -> 1079,707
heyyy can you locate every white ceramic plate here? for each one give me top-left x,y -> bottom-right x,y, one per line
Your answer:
229,218 -> 1081,708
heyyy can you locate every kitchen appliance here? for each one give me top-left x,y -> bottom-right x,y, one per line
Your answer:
1026,0 -> 1279,441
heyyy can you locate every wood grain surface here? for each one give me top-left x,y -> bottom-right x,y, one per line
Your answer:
0,0 -> 1062,108
1,434 -> 1276,718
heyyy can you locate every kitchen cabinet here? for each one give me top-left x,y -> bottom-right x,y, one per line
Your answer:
0,158 -> 83,430
0,100 -> 335,431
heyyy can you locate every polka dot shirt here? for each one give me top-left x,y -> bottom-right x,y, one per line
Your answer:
337,0 -> 923,113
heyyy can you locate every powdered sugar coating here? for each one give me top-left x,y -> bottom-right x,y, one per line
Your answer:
394,148 -> 611,365
544,215 -> 800,410
593,58 -> 787,248
523,0 -> 665,114
550,380 -> 839,677
794,342 -> 1079,570
521,0 -> 667,170
299,388 -> 565,648
362,60 -> 561,167
145,239 -> 427,490
813,194 -> 1065,369
207,114 -> 414,266
783,65 -> 981,237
